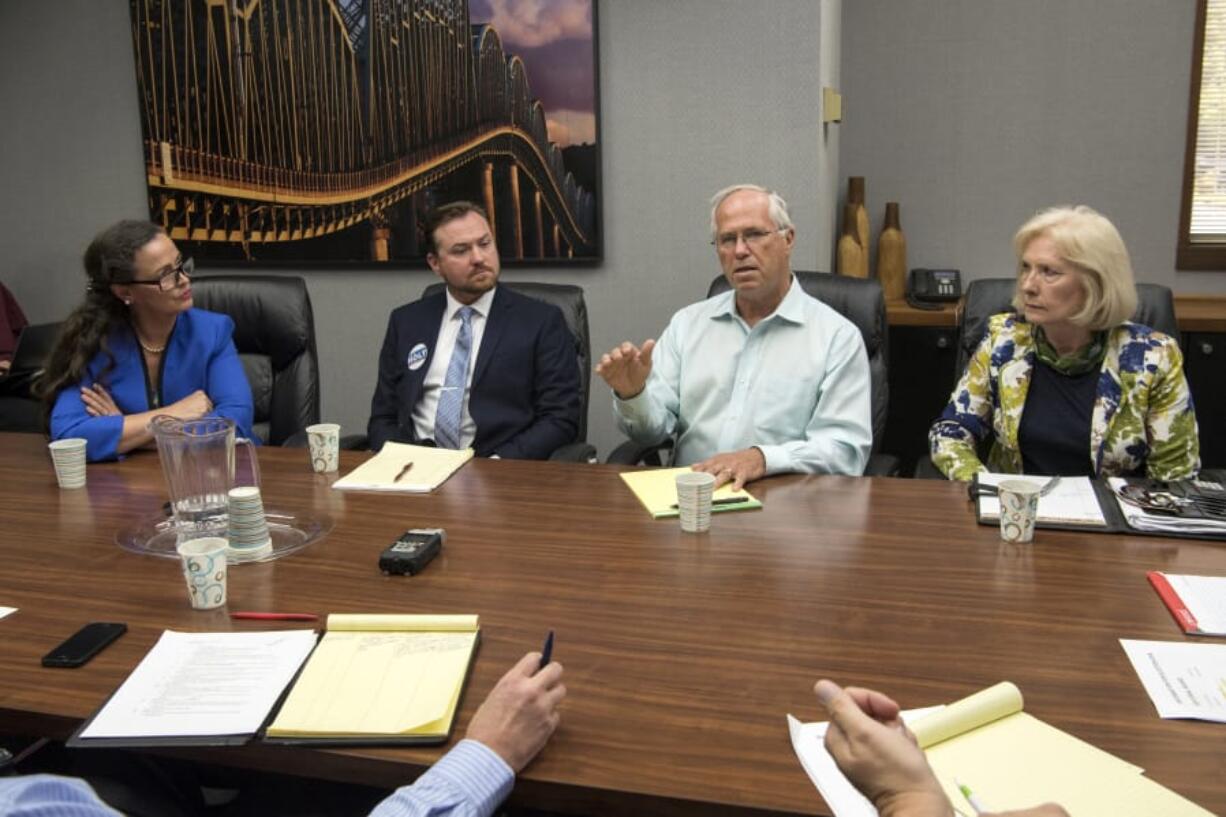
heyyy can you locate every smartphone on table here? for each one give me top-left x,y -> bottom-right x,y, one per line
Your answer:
41,622 -> 127,668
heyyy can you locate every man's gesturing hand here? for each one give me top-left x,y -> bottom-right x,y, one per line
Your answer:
596,339 -> 656,400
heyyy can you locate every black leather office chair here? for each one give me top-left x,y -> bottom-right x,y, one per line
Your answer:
419,281 -> 596,462
191,275 -> 320,446
916,278 -> 1181,478
607,271 -> 899,476
955,278 -> 1180,376
0,321 -> 62,433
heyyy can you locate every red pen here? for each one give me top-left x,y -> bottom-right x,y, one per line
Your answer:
230,612 -> 319,622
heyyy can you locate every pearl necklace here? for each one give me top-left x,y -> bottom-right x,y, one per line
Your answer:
137,336 -> 167,355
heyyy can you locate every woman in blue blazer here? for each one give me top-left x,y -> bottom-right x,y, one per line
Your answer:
38,220 -> 255,462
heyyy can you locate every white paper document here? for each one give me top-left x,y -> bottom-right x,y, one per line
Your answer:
0,606 -> 15,620
1155,573 -> 1226,636
80,629 -> 318,739
787,707 -> 945,817
977,474 -> 1106,527
1120,639 -> 1226,724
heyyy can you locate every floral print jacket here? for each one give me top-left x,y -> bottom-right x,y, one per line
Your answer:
930,314 -> 1199,481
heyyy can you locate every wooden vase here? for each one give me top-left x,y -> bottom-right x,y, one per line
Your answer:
847,176 -> 871,277
837,203 -> 867,278
877,201 -> 907,300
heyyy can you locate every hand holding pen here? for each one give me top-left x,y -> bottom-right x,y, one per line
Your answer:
539,629 -> 554,670
466,632 -> 565,773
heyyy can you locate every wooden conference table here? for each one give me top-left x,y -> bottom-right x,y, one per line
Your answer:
0,431 -> 1223,816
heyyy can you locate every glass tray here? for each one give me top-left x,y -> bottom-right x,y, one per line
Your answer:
116,508 -> 332,563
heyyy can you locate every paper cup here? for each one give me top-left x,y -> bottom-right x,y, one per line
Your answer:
48,438 -> 87,489
998,479 -> 1042,543
306,423 -> 341,473
177,536 -> 228,609
676,471 -> 716,533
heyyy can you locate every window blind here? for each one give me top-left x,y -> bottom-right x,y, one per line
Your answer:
1191,0 -> 1226,241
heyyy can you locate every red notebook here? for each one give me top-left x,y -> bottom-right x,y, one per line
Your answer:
1147,571 -> 1226,636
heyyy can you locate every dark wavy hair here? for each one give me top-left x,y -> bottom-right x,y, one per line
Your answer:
35,220 -> 165,407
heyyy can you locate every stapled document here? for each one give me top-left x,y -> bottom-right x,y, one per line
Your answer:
78,630 -> 317,740
1120,639 -> 1226,724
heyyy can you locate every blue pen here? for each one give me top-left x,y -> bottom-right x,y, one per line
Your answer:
539,630 -> 554,670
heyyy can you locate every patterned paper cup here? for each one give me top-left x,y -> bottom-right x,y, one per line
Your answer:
998,479 -> 1042,543
176,537 -> 228,609
306,423 -> 341,473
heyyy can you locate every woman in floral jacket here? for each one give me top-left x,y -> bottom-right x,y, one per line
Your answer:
930,206 -> 1199,482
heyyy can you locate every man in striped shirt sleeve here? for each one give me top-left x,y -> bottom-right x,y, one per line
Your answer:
0,651 -> 565,817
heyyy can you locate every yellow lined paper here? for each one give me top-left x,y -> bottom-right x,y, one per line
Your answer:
619,467 -> 761,518
332,442 -> 473,493
906,682 -> 1210,816
266,615 -> 479,740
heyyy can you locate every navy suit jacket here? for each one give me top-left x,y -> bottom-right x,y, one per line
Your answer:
368,286 -> 582,459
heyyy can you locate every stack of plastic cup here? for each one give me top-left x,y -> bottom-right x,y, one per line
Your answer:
675,471 -> 716,533
226,486 -> 273,562
48,439 -> 88,489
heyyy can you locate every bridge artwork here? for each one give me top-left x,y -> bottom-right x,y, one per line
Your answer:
129,0 -> 601,263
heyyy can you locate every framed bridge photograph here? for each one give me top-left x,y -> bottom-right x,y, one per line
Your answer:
128,0 -> 602,265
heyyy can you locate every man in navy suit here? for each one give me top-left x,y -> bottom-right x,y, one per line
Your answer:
368,202 -> 581,459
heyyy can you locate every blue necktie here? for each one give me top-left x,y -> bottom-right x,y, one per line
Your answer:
434,306 -> 474,449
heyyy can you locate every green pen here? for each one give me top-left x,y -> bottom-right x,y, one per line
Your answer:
955,778 -> 990,815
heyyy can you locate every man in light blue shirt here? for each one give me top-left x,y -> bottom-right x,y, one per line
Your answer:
0,651 -> 565,817
597,184 -> 872,488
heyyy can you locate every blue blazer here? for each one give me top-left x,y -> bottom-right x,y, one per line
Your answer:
368,286 -> 581,459
50,309 -> 257,462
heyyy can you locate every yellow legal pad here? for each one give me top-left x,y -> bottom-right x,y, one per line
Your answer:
264,614 -> 479,745
332,442 -> 474,493
619,466 -> 761,519
912,682 -> 1213,817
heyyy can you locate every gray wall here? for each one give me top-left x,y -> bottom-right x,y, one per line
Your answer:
0,1 -> 831,458
0,4 -> 145,322
840,0 -> 1225,293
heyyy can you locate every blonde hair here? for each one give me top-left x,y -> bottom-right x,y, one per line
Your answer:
1011,205 -> 1137,330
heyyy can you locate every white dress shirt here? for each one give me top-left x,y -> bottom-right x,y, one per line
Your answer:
411,287 -> 495,448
